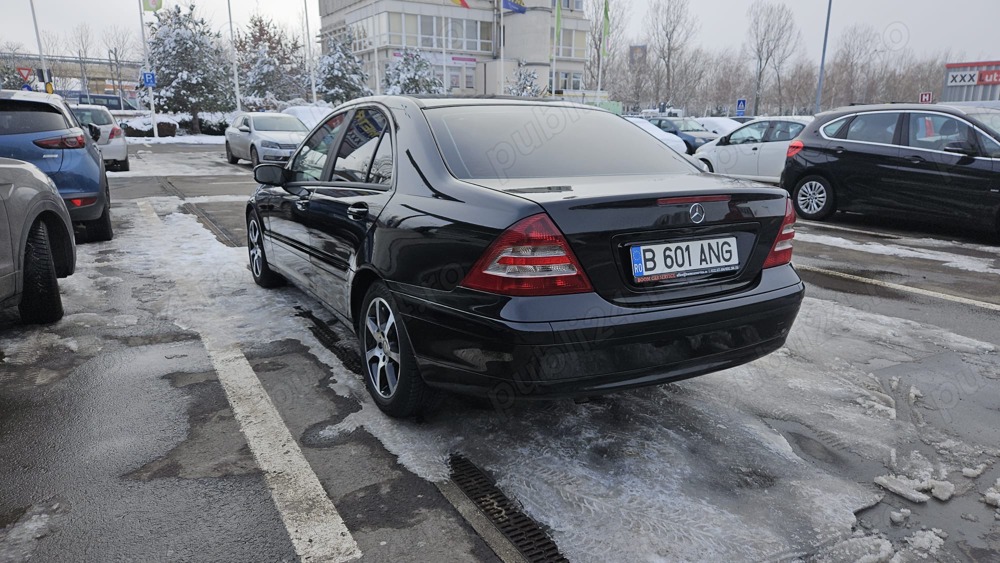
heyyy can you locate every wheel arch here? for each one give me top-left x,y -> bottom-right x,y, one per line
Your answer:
350,268 -> 383,329
37,211 -> 75,278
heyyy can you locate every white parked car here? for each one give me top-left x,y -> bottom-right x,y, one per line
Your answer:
69,104 -> 129,171
624,117 -> 687,154
695,116 -> 743,136
281,106 -> 332,129
225,112 -> 309,167
695,116 -> 814,184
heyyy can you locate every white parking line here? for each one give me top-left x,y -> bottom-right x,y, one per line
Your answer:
797,264 -> 1000,312
136,201 -> 361,562
796,220 -> 902,239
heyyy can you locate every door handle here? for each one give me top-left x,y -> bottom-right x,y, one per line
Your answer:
833,146 -> 845,154
347,203 -> 369,221
751,147 -> 758,151
295,200 -> 308,211
906,155 -> 925,164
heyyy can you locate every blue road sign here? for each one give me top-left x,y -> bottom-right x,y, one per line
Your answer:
736,98 -> 747,117
21,84 -> 32,91
142,72 -> 156,88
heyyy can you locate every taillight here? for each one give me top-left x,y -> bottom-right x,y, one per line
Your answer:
109,126 -> 122,140
68,197 -> 98,207
763,199 -> 796,269
460,213 -> 593,296
786,140 -> 804,159
34,132 -> 86,149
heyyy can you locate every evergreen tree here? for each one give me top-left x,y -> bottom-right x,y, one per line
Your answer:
505,60 -> 544,97
383,48 -> 443,96
235,15 -> 307,102
316,33 -> 371,104
145,4 -> 231,133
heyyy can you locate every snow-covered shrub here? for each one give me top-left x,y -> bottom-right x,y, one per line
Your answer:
122,115 -> 179,137
383,49 -> 443,96
505,60 -> 544,97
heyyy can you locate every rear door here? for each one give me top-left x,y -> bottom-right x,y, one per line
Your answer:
757,120 -> 807,183
827,111 -> 904,213
0,99 -> 71,175
305,107 -> 395,315
260,111 -> 347,287
716,121 -> 768,179
0,192 -> 13,302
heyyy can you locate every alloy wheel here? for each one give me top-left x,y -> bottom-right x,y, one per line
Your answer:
364,297 -> 401,399
797,181 -> 828,215
248,217 -> 263,278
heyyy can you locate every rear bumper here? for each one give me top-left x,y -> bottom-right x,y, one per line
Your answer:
395,265 -> 804,400
100,139 -> 128,162
62,190 -> 106,222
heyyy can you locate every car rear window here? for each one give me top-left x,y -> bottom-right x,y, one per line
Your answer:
71,107 -> 114,126
0,100 -> 70,135
425,105 -> 693,180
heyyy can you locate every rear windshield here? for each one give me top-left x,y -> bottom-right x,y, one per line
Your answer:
71,107 -> 114,126
0,100 -> 70,135
425,105 -> 693,180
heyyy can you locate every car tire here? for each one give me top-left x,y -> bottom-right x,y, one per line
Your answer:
793,175 -> 836,220
18,221 -> 64,325
226,142 -> 239,164
250,146 -> 259,168
119,157 -> 130,172
700,159 -> 714,172
358,281 -> 437,418
246,209 -> 284,288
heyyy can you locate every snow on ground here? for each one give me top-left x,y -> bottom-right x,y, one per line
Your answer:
107,149 -> 244,178
124,135 -> 226,145
797,233 -> 1000,275
38,200 -> 1000,561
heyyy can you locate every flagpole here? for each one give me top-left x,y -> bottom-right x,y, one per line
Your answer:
550,3 -> 558,97
137,0 -> 158,138
442,17 -> 448,94
499,2 -> 504,95
374,17 -> 381,95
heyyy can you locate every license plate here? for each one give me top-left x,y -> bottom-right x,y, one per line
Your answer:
630,237 -> 739,283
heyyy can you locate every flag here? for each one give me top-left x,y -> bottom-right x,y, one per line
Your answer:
141,0 -> 163,11
503,0 -> 527,14
601,0 -> 611,58
451,0 -> 470,7
554,0 -> 562,45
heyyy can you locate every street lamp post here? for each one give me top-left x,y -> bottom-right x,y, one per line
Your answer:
814,0 -> 833,114
226,0 -> 242,112
303,0 -> 317,104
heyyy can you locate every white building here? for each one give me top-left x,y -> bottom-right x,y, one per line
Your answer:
318,0 -> 589,96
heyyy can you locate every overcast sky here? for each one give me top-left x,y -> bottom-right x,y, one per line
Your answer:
3,0 -> 996,64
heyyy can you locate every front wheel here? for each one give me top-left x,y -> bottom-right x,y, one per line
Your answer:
700,159 -> 714,173
246,210 -> 284,288
226,142 -> 239,164
793,175 -> 836,220
250,146 -> 259,168
358,281 -> 437,418
18,221 -> 64,324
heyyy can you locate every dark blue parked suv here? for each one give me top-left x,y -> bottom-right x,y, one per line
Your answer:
0,90 -> 113,242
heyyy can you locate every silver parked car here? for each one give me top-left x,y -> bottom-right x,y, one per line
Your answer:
0,158 -> 76,324
225,112 -> 309,168
70,103 -> 130,171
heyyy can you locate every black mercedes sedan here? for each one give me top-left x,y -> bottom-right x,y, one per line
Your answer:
246,96 -> 804,418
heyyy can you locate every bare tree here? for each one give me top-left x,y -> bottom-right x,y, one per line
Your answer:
41,32 -> 64,58
745,0 -> 796,115
770,24 -> 801,113
69,24 -> 95,93
585,0 -> 631,90
645,0 -> 697,106
824,24 -> 881,107
784,57 -> 818,114
103,26 -> 135,100
698,48 -> 754,115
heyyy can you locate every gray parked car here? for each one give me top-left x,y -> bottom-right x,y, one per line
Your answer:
224,112 -> 309,168
0,158 -> 76,324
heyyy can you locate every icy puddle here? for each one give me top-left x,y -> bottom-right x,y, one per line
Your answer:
33,200 -> 1000,561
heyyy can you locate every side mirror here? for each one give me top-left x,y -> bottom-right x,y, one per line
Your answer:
238,125 -> 250,133
717,135 -> 729,146
87,123 -> 101,142
943,140 -> 977,157
254,164 -> 287,186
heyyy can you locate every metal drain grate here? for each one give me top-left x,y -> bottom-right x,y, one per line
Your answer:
449,454 -> 568,563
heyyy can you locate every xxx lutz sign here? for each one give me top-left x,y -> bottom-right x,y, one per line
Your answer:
948,70 -> 1000,87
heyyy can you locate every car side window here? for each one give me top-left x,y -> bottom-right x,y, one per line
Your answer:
288,112 -> 346,183
822,118 -> 848,138
729,121 -> 769,144
332,109 -> 391,186
767,121 -> 805,142
907,113 -> 973,152
845,113 -> 898,145
977,131 -> 1000,158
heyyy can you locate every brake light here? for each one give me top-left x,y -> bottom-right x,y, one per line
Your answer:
34,133 -> 86,149
67,197 -> 98,207
786,140 -> 804,158
763,199 -> 796,269
109,126 -> 122,140
461,213 -> 593,296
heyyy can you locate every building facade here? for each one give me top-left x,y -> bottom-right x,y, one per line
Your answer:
318,0 -> 589,96
941,60 -> 1000,103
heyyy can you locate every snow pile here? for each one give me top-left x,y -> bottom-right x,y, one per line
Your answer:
874,450 -> 956,502
984,478 -> 1000,508
122,114 -> 179,134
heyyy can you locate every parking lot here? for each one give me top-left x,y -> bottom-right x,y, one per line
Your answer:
1,141 -> 998,562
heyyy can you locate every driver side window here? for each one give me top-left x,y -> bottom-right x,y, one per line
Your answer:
288,112 -> 346,183
730,121 -> 768,144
